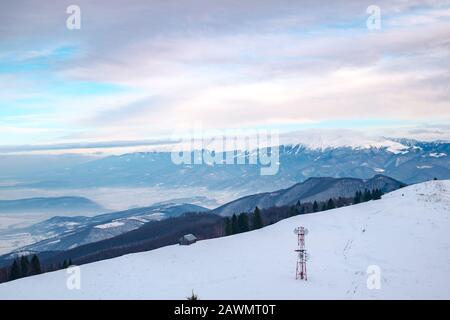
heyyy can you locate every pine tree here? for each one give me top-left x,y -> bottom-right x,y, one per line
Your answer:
327,198 -> 336,210
372,188 -> 381,200
252,206 -> 263,229
312,201 -> 319,212
20,256 -> 30,277
300,205 -> 306,215
30,255 -> 42,275
224,217 -> 232,235
10,259 -> 21,281
354,191 -> 361,204
363,189 -> 372,202
289,206 -> 298,217
62,260 -> 69,269
68,259 -> 73,266
231,214 -> 238,235
321,203 -> 327,211
237,213 -> 249,233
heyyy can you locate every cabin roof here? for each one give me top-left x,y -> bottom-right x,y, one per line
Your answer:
181,234 -> 197,241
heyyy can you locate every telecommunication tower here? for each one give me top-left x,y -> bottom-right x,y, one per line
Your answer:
294,226 -> 308,280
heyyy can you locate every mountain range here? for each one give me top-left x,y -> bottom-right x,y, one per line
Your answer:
0,196 -> 105,215
3,140 -> 447,195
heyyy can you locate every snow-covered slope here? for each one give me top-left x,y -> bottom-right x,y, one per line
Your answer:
1,180 -> 449,299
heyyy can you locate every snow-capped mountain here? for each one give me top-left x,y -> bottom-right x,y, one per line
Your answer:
1,180 -> 448,299
9,139 -> 448,196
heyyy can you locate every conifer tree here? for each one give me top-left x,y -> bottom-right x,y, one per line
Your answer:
289,206 -> 298,217
20,256 -> 30,277
231,214 -> 238,235
30,255 -> 42,275
300,205 -> 306,215
354,191 -> 361,204
373,188 -> 383,200
337,197 -> 343,207
10,259 -> 21,281
312,201 -> 319,212
224,217 -> 232,235
327,198 -> 336,210
252,206 -> 263,229
372,189 -> 378,200
363,189 -> 372,202
237,213 -> 249,233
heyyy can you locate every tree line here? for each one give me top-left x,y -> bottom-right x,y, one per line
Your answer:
224,206 -> 263,236
354,188 -> 383,203
9,255 -> 41,281
3,254 -> 74,283
223,188 -> 384,235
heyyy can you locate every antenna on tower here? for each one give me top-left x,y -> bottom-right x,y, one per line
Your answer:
294,226 -> 308,280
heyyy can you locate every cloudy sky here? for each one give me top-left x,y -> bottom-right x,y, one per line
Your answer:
1,0 -> 450,152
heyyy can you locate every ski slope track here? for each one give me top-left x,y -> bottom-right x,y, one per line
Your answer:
1,180 -> 449,299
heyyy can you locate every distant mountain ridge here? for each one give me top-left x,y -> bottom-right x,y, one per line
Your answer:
5,203 -> 208,254
7,140 -> 447,195
0,196 -> 105,214
211,175 -> 405,216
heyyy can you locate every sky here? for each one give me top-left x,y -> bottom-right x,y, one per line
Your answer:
1,0 -> 450,153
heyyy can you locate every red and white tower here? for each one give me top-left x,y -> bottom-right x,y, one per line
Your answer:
294,226 -> 308,280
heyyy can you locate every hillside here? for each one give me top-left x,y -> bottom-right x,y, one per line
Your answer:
0,180 -> 449,299
0,203 -> 208,257
212,174 -> 404,216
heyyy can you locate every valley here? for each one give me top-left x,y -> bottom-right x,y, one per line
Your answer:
1,180 -> 448,299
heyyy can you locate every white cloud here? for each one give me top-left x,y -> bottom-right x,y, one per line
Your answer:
1,0 -> 450,145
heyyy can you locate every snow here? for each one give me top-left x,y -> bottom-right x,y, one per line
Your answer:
46,239 -> 61,245
94,221 -> 125,229
279,130 -> 408,154
416,165 -> 433,169
429,152 -> 447,158
63,222 -> 79,227
1,180 -> 449,300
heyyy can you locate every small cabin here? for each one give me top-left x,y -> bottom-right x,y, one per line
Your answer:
179,234 -> 197,245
